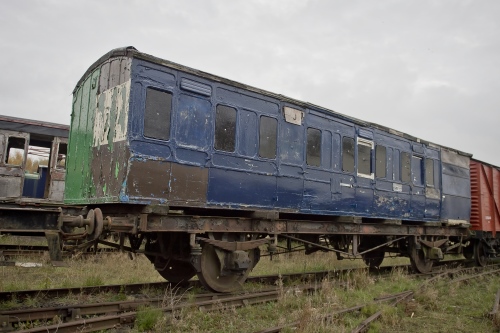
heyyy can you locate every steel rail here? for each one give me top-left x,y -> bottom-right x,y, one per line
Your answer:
0,287 -> 281,327
11,285 -> 319,333
0,264 -> 408,302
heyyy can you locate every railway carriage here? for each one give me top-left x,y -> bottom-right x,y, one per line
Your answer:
62,47 -> 472,291
0,115 -> 68,202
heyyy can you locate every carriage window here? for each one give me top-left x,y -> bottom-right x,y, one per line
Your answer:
375,145 -> 386,178
425,158 -> 434,187
215,105 -> 237,152
357,139 -> 373,177
401,152 -> 411,182
56,143 -> 68,169
259,116 -> 277,159
342,137 -> 354,173
5,137 -> 26,166
144,88 -> 172,141
412,156 -> 423,185
306,128 -> 321,167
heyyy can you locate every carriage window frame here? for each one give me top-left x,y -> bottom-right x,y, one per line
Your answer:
306,127 -> 321,167
425,158 -> 435,187
357,138 -> 374,179
4,136 -> 26,166
214,104 -> 237,152
55,142 -> 68,170
342,137 -> 355,173
412,155 -> 424,186
143,87 -> 172,141
259,115 -> 277,159
375,145 -> 387,179
400,151 -> 411,183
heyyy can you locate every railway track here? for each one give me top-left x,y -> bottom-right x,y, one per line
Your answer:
4,263 -> 495,333
0,259 -> 483,332
1,285 -> 320,332
0,262 -> 414,302
0,257 -> 470,302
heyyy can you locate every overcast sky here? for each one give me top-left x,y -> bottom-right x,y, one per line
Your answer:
1,0 -> 499,165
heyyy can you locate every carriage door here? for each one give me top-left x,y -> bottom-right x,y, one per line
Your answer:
410,154 -> 425,218
47,137 -> 67,201
356,131 -> 374,213
0,131 -> 29,198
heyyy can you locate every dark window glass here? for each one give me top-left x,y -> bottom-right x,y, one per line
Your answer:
401,152 -> 411,182
375,145 -> 386,178
144,88 -> 172,141
306,128 -> 321,167
259,116 -> 277,159
215,105 -> 237,152
342,137 -> 354,173
357,141 -> 372,175
425,158 -> 434,186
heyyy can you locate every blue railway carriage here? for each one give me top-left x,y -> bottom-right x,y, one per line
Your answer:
67,47 -> 470,291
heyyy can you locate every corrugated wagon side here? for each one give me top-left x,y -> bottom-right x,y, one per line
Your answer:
468,159 -> 500,265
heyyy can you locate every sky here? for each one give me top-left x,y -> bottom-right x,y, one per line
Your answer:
1,0 -> 499,165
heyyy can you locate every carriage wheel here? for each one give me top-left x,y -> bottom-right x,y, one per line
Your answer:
144,239 -> 196,284
156,258 -> 197,284
474,241 -> 487,267
361,250 -> 385,268
408,238 -> 433,273
198,236 -> 258,292
462,244 -> 474,260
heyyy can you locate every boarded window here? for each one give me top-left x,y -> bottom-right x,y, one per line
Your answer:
375,145 -> 386,178
215,105 -> 237,152
342,137 -> 354,173
401,152 -> 411,182
144,88 -> 172,141
425,158 -> 434,187
357,139 -> 372,176
259,116 -> 277,159
306,128 -> 321,167
5,137 -> 26,165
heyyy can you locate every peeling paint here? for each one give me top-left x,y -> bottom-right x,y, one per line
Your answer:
93,80 -> 130,148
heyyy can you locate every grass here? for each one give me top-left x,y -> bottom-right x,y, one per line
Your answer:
1,237 -> 499,332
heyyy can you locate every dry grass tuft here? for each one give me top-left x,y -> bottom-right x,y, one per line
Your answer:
344,268 -> 375,291
416,286 -> 439,311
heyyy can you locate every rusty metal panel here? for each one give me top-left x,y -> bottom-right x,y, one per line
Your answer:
127,159 -> 171,199
144,214 -> 469,237
470,160 -> 500,236
169,163 -> 208,204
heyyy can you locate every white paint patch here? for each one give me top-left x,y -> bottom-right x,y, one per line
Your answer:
114,80 -> 130,143
393,183 -> 403,192
93,80 -> 130,147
